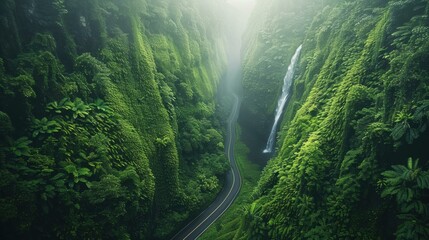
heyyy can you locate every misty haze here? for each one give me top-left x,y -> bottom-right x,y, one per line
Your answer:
1,0 -> 428,239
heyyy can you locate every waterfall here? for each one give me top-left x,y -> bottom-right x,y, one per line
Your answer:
263,45 -> 302,153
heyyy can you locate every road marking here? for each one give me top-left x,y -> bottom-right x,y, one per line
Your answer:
173,95 -> 241,240
183,160 -> 236,239
194,99 -> 243,238
194,137 -> 242,239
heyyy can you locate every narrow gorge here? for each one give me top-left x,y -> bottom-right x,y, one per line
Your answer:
1,0 -> 429,239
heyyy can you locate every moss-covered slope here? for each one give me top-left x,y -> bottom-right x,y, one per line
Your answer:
0,0 -> 229,238
238,0 -> 429,239
239,0 -> 325,161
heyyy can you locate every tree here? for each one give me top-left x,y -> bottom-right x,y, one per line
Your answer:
381,158 -> 429,240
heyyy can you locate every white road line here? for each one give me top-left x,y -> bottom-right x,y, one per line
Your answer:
194,144 -> 242,239
172,95 -> 241,240
183,162 -> 236,239
183,98 -> 240,240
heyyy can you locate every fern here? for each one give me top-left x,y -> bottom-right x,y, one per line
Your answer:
9,137 -> 32,157
381,158 -> 429,239
392,111 -> 421,144
32,117 -> 61,137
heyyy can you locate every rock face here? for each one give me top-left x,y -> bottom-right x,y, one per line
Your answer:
239,0 -> 323,163
0,0 -> 232,239
238,0 -> 429,239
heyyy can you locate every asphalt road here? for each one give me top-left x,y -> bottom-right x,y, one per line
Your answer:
170,94 -> 242,240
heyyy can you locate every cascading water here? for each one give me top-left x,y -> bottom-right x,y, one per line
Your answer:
263,44 -> 303,153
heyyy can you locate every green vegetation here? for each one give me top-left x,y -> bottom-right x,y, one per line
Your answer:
1,97 -> 154,238
2,0 -> 428,239
381,157 -> 429,239
238,0 -> 429,239
200,128 -> 262,240
239,0 -> 326,157
0,0 -> 231,238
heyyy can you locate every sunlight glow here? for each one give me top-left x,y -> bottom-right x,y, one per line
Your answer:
226,0 -> 256,13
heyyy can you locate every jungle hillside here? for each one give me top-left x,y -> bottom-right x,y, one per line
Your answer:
0,0 -> 234,239
236,0 -> 429,239
1,0 -> 429,239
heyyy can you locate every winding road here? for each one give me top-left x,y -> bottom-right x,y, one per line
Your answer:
171,94 -> 242,240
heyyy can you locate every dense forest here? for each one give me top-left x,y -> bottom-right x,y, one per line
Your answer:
0,0 -> 233,239
1,0 -> 429,239
237,0 -> 429,239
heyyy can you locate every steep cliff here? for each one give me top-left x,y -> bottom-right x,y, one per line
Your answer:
239,0 -> 429,239
239,0 -> 325,162
0,0 -> 229,238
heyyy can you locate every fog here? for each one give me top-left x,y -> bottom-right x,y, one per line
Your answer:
226,0 -> 256,18
218,0 -> 256,94
226,0 -> 256,33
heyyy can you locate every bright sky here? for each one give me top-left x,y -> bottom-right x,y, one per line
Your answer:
226,0 -> 256,12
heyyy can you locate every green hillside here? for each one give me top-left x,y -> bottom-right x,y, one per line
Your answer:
1,0 -> 428,239
238,0 -> 429,239
0,0 -> 229,238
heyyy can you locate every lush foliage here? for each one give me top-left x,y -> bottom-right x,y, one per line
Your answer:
1,98 -> 154,238
381,158 -> 429,239
239,0 -> 326,160
0,0 -> 230,238
238,0 -> 429,239
200,129 -> 262,240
